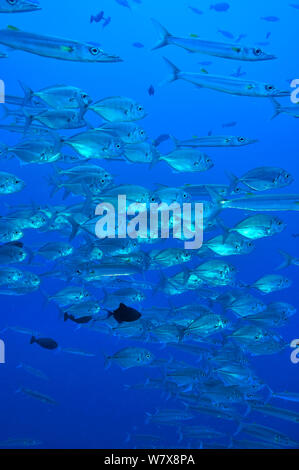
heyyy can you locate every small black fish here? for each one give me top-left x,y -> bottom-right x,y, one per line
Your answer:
261,16 -> 279,22
30,336 -> 58,350
108,303 -> 141,323
103,16 -> 111,28
222,121 -> 237,128
148,85 -> 155,96
64,313 -> 93,324
133,42 -> 144,48
90,11 -> 105,23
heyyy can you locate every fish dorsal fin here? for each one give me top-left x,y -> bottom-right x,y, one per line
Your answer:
7,25 -> 20,31
119,303 -> 126,308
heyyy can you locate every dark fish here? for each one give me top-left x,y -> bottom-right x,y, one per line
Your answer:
64,313 -> 93,324
261,16 -> 279,22
108,303 -> 141,323
90,11 -> 105,23
30,336 -> 58,350
115,0 -> 131,8
231,66 -> 246,78
103,17 -> 111,28
188,6 -> 203,15
266,32 -> 272,39
218,29 -> 234,39
235,34 -> 247,43
222,121 -> 237,128
133,42 -> 144,48
148,85 -> 155,96
153,134 -> 170,147
210,3 -> 230,12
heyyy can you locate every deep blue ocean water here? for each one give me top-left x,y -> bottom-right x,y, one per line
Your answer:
0,0 -> 298,449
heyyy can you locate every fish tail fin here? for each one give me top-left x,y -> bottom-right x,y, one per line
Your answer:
243,403 -> 251,417
226,170 -> 240,194
149,147 -> 161,170
270,98 -> 282,120
153,270 -> 167,294
206,186 -> 223,206
63,313 -> 69,322
39,289 -> 50,310
265,385 -> 273,404
67,216 -> 81,241
46,172 -> 61,198
30,336 -> 35,345
26,247 -> 34,264
0,104 -> 10,121
169,134 -> 180,148
18,81 -> 33,105
145,412 -> 152,425
103,354 -> 111,370
151,18 -> 171,50
227,437 -> 233,449
276,250 -> 293,270
161,57 -> 181,86
233,422 -> 243,437
22,108 -> 33,132
216,217 -> 230,242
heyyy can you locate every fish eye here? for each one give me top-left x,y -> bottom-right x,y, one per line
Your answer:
254,48 -> 263,56
7,0 -> 17,4
89,47 -> 101,55
266,84 -> 274,91
238,136 -> 245,142
116,144 -> 121,149
137,106 -> 143,112
140,130 -> 145,135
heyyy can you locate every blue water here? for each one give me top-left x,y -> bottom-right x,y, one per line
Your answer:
0,0 -> 298,449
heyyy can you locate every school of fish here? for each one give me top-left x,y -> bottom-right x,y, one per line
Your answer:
0,0 -> 299,450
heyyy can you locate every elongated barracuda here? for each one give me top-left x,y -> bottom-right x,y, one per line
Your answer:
163,57 -> 290,98
152,19 -> 276,61
221,194 -> 299,211
0,26 -> 122,62
0,0 -> 41,13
